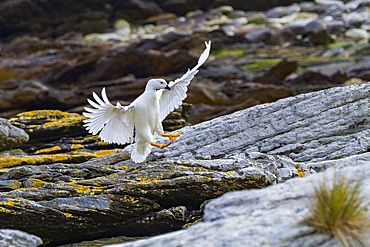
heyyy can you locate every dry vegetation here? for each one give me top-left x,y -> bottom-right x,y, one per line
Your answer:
302,173 -> 370,247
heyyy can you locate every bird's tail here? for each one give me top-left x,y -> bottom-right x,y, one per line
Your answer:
131,141 -> 153,163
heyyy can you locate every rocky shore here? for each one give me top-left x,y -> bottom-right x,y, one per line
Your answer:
0,0 -> 369,246
1,0 -> 369,123
0,82 -> 368,246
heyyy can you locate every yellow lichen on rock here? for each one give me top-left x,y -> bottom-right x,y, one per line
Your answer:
0,149 -> 125,169
10,110 -> 84,132
296,164 -> 305,177
35,146 -> 62,154
71,144 -> 84,150
23,178 -> 47,188
72,136 -> 100,144
0,153 -> 93,168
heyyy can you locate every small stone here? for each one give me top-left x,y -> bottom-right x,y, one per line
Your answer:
0,118 -> 29,152
309,30 -> 334,45
246,13 -> 266,24
228,10 -> 247,19
315,0 -> 344,7
204,15 -> 231,27
215,5 -> 234,15
347,61 -> 370,81
278,168 -> 293,181
185,9 -> 204,19
265,4 -> 301,18
343,11 -> 366,28
114,19 -> 130,30
304,20 -> 326,34
326,20 -> 346,35
266,28 -> 296,45
345,28 -> 369,40
244,28 -> 272,43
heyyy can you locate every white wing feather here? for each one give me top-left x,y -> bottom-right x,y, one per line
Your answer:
82,87 -> 135,145
159,41 -> 211,121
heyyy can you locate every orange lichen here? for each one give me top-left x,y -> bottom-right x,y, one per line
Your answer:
296,164 -> 305,177
10,110 -> 84,132
35,146 -> 62,154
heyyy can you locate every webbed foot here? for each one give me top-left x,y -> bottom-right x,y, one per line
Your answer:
151,142 -> 172,149
162,132 -> 183,141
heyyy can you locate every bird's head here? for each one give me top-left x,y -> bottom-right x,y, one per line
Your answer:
146,79 -> 171,91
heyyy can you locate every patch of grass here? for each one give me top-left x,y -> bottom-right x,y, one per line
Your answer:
327,41 -> 356,49
302,173 -> 370,247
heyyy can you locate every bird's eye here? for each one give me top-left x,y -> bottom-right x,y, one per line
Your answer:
160,81 -> 164,84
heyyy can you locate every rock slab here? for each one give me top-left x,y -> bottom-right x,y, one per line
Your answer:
0,229 -> 42,247
149,82 -> 370,163
106,162 -> 370,247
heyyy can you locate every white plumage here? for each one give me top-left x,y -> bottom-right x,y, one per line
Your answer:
83,41 -> 211,163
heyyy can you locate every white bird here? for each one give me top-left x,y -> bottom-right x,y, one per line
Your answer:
83,41 -> 211,163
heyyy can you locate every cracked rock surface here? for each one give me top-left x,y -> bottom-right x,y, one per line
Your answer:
149,82 -> 370,162
108,161 -> 370,247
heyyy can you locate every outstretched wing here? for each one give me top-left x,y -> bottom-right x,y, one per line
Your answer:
82,87 -> 135,145
158,41 -> 211,121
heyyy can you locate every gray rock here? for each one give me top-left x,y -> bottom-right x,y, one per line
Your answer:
265,4 -> 301,18
326,20 -> 346,35
245,12 -> 266,24
147,83 -> 370,163
300,2 -> 327,13
105,162 -> 370,247
347,61 -> 370,81
304,20 -> 326,34
0,229 -> 42,247
0,151 -> 277,245
244,28 -> 272,43
0,118 -> 29,152
266,28 -> 296,45
343,10 -> 367,28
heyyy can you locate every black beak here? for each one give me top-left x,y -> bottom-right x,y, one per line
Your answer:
165,85 -> 171,90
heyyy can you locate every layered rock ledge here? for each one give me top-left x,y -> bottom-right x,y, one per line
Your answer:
108,161 -> 370,247
0,82 -> 368,246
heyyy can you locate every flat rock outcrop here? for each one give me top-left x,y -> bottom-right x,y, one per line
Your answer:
107,161 -> 370,247
0,1 -> 369,245
0,152 -> 278,246
149,82 -> 370,163
0,83 -> 368,246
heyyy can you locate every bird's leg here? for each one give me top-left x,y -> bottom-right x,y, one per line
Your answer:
151,141 -> 172,149
162,132 -> 183,141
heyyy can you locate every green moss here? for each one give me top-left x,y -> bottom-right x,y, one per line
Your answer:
327,41 -> 356,49
242,58 -> 281,70
212,49 -> 244,58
